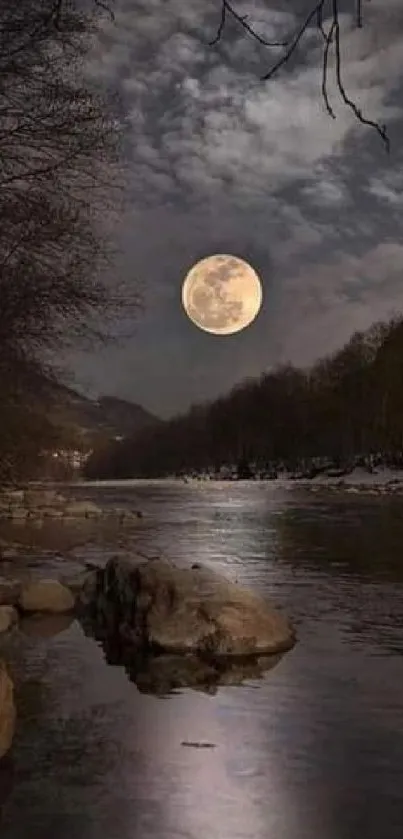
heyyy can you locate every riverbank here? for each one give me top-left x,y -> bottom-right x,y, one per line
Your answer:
0,486 -> 143,523
291,466 -> 403,495
68,467 -> 403,495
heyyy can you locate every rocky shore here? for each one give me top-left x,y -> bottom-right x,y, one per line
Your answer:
0,554 -> 295,749
291,467 -> 403,496
0,485 -> 143,761
0,487 -> 143,523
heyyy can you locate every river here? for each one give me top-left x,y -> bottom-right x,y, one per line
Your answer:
1,480 -> 403,839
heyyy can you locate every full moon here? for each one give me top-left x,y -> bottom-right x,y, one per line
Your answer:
181,254 -> 263,335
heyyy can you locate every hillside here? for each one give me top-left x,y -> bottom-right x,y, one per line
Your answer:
45,382 -> 160,446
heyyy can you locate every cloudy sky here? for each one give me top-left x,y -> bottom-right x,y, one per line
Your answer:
69,0 -> 403,418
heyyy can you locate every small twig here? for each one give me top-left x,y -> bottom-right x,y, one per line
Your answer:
356,0 -> 363,29
316,5 -> 327,41
209,0 -> 226,46
332,0 -> 390,151
322,20 -> 336,119
261,0 -> 326,81
209,0 -> 286,48
94,0 -> 115,22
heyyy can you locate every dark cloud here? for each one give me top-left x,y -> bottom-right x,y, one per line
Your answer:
66,0 -> 403,417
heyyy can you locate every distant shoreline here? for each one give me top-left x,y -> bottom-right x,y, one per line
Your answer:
57,467 -> 403,494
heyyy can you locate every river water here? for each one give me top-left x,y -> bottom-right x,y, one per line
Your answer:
1,480 -> 403,839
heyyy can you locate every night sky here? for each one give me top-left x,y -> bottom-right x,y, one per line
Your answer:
67,0 -> 403,418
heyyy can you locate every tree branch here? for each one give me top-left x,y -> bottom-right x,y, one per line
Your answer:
209,0 -> 286,48
209,0 -> 390,152
332,0 -> 390,152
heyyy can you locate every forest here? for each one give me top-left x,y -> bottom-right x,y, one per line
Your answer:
85,315 -> 403,480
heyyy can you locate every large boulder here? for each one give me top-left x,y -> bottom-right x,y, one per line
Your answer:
79,557 -> 295,657
19,579 -> 75,613
0,660 -> 16,760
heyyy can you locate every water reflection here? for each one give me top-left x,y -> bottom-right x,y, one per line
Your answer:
274,495 -> 403,581
81,624 -> 285,695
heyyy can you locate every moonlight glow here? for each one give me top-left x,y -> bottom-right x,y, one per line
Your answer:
181,254 -> 263,335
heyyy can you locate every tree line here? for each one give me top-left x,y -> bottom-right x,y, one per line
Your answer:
85,315 -> 403,479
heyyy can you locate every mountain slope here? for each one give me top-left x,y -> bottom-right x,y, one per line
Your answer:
45,383 -> 160,444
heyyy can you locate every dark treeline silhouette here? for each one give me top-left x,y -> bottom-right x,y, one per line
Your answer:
85,315 -> 403,480
0,0 -> 138,483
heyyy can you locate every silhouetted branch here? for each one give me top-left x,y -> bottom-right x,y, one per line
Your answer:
209,0 -> 286,48
332,0 -> 390,151
356,0 -> 363,29
260,0 -> 326,81
94,0 -> 115,22
322,20 -> 336,119
209,0 -> 390,152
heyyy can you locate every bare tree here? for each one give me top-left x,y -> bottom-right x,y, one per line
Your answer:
0,0 -> 138,481
208,1 -> 390,151
0,0 -> 138,359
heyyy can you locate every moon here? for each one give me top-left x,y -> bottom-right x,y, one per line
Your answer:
181,254 -> 263,335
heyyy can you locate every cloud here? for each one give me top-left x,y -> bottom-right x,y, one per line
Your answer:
86,0 -> 403,203
271,241 -> 403,370
66,0 -> 403,416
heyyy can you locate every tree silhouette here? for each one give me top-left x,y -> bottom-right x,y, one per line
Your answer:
0,0 -> 138,482
85,316 -> 403,480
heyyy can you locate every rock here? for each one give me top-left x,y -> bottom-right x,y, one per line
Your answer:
108,508 -> 138,521
63,500 -> 102,518
60,569 -> 93,594
19,579 -> 75,613
24,489 -> 59,508
55,493 -> 67,504
0,548 -> 18,560
41,508 -> 64,519
2,490 -> 24,503
0,607 -> 18,634
0,579 -> 21,606
0,660 -> 16,760
79,557 -> 295,657
9,507 -> 28,520
19,613 -> 74,639
119,510 -> 142,522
